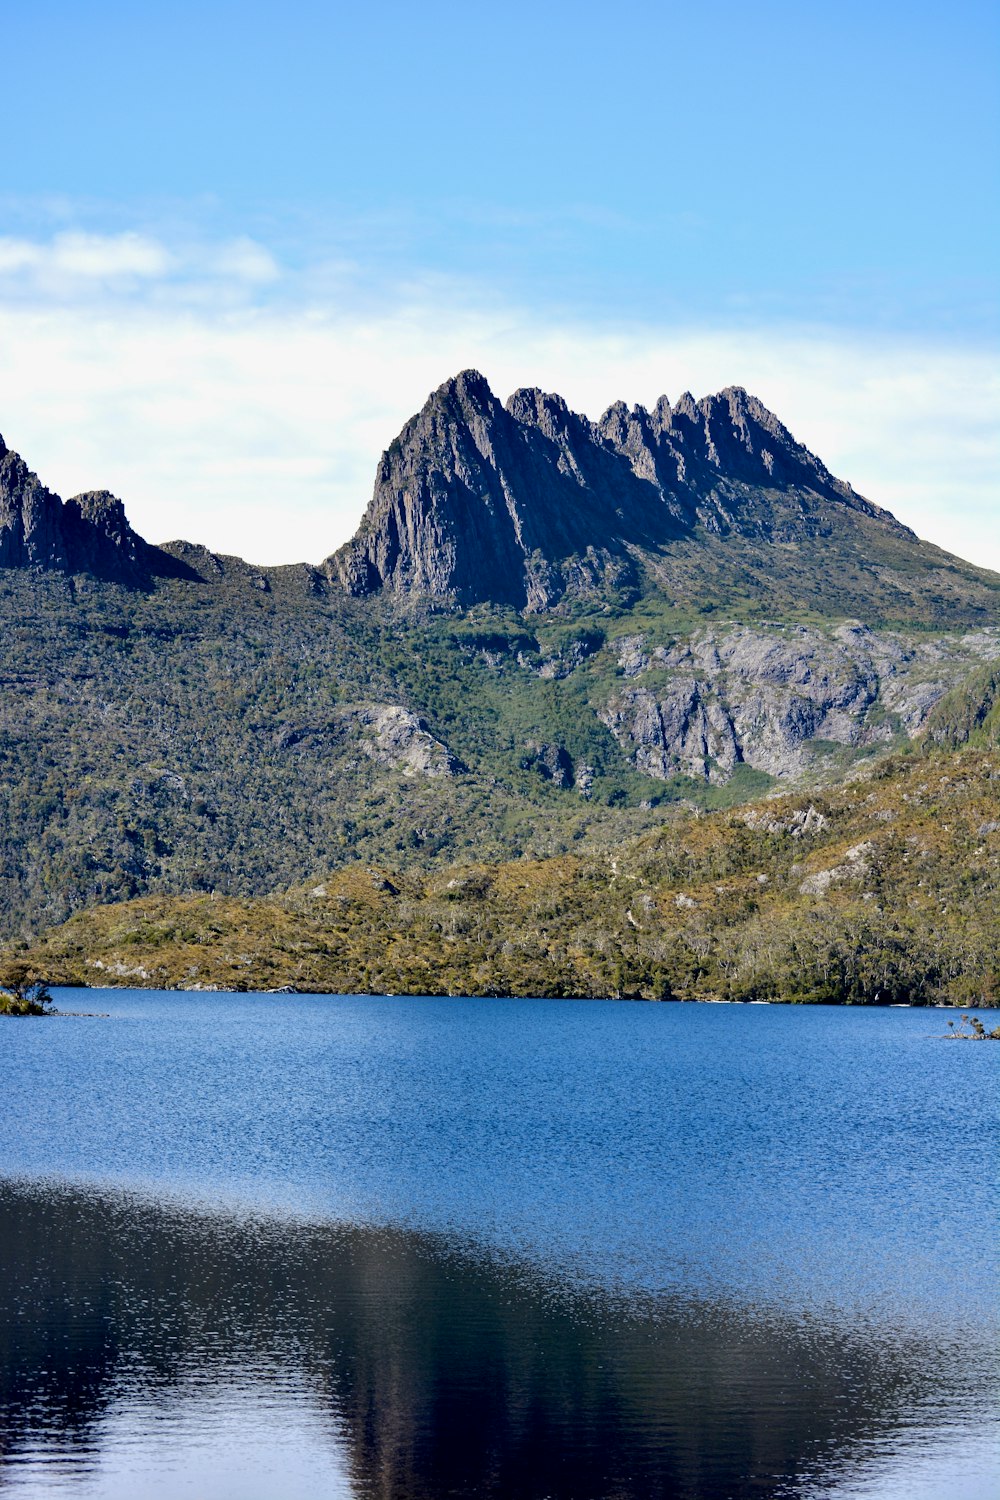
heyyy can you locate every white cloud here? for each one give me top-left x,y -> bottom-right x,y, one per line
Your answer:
0,231 -> 283,298
0,240 -> 38,274
48,231 -> 173,278
0,286 -> 996,573
211,237 -> 281,285
0,230 -> 173,283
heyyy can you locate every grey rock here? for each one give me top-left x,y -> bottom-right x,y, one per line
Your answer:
615,634 -> 650,678
276,704 -> 464,779
521,741 -> 574,788
741,804 -> 828,836
326,371 -> 899,612
574,763 -> 595,798
537,634 -> 604,679
597,622 -> 1000,783
600,681 -> 740,784
0,436 -> 197,587
339,704 -> 463,779
799,841 -> 873,895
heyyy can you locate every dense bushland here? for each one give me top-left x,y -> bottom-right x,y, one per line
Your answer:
10,747 -> 1000,1007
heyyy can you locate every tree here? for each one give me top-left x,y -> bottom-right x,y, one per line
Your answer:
0,976 -> 54,1016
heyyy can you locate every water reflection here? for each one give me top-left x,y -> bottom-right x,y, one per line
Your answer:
0,1178 -> 989,1499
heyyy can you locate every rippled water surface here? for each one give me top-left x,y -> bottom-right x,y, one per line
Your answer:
1,991 -> 997,1497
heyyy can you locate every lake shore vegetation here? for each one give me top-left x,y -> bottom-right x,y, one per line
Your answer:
5,745 -> 1000,1007
0,977 -> 54,1016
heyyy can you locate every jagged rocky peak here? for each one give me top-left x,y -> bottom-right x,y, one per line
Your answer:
0,433 -> 197,587
327,370 -> 902,611
0,432 -> 69,571
329,369 -> 658,611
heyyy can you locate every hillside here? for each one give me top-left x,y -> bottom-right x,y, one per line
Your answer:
9,746 -> 999,1006
5,559 -> 1000,941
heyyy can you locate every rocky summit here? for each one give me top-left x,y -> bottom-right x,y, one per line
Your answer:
0,433 -> 195,588
325,370 -> 989,619
4,373 -> 1000,624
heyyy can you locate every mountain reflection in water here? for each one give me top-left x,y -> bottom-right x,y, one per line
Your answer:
0,1179 -> 989,1500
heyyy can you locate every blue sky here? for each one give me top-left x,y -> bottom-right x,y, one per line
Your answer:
1,0 -> 997,564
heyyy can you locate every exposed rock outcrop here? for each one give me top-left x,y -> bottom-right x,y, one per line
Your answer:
338,704 -> 464,779
276,704 -> 465,779
0,435 -> 196,587
327,371 -> 907,611
597,623 -> 1000,783
520,741 -> 574,788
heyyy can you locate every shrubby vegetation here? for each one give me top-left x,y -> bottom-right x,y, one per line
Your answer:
0,977 -> 53,1016
0,570 -> 685,939
923,662 -> 1000,748
945,1014 -> 1000,1040
9,746 -> 1000,1007
4,557 -> 997,946
4,503 -> 1000,1008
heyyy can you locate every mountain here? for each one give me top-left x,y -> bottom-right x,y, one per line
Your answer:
1,374 -> 999,943
0,434 -> 198,587
5,375 -> 1000,622
328,370 -> 1000,623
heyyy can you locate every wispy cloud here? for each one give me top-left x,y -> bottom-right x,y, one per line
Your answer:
209,236 -> 281,285
0,231 -> 172,282
0,230 -> 279,300
0,231 -> 996,572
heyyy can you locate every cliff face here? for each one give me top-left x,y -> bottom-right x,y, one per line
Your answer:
0,436 -> 192,586
596,621 -> 990,784
327,371 -> 906,611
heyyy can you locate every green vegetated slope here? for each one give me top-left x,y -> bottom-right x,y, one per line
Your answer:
6,369 -> 1000,952
12,746 -> 1000,1006
7,366 -> 1000,946
638,496 -> 1000,626
922,659 -> 1000,747
4,552 -> 1000,945
0,570 -> 681,938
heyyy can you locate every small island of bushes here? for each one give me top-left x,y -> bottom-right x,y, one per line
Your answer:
0,979 -> 54,1017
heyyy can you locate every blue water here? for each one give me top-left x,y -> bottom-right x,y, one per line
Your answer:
1,991 -> 997,1497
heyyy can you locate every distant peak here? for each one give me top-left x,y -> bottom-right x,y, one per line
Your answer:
69,488 -> 127,519
0,439 -> 201,586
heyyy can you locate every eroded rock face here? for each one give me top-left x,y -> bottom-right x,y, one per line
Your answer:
520,741 -> 574,788
0,441 -> 67,570
600,681 -> 741,785
327,371 -> 896,612
275,704 -> 463,779
597,623 -> 1000,783
0,437 -> 193,587
338,704 -> 464,779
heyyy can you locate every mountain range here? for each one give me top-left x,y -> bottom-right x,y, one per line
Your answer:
6,370 -> 1000,620
1,371 -> 999,945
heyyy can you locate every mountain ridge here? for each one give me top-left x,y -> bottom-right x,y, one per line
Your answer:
327,370 -> 918,612
1,372 -> 965,617
0,433 -> 200,587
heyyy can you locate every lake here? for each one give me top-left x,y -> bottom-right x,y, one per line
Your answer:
0,991 -> 997,1498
